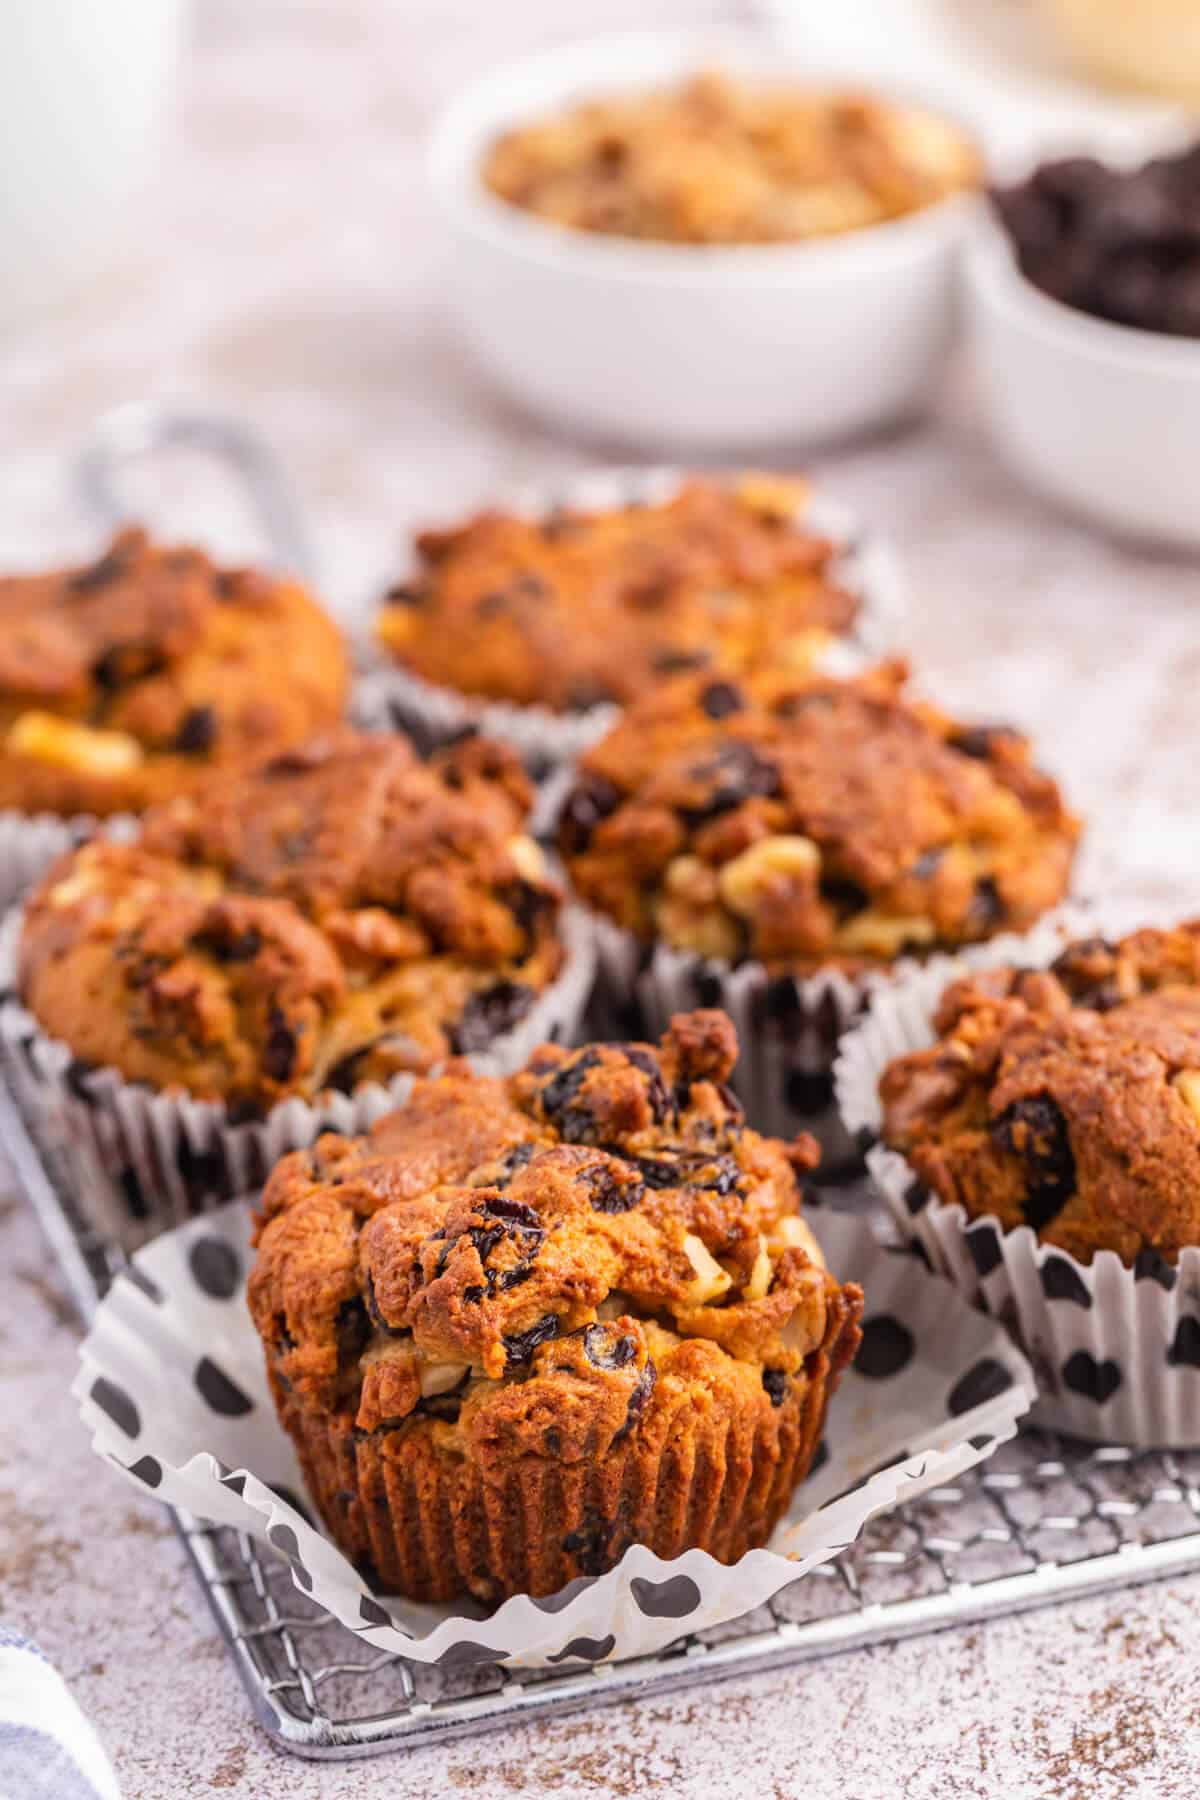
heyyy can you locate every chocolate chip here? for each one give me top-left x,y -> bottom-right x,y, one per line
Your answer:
383,582 -> 425,607
699,680 -> 744,720
820,876 -> 870,920
91,642 -> 166,691
565,677 -> 616,713
263,1008 -> 297,1084
504,1313 -> 560,1368
583,1324 -> 637,1370
948,725 -> 1021,760
762,1368 -> 788,1406
652,648 -> 710,674
174,705 -> 218,754
70,544 -> 131,592
623,1148 -> 742,1195
539,1049 -> 602,1143
559,775 -> 621,855
562,1518 -> 614,1575
193,925 -> 261,964
484,1191 -> 541,1226
452,981 -> 536,1055
680,743 -> 781,827
335,1297 -> 371,1367
579,1162 -> 645,1214
325,1047 -> 369,1095
993,1094 -> 1077,1233
967,875 -> 1005,934
614,1358 -> 656,1440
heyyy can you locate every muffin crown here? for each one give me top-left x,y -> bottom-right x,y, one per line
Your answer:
879,922 -> 1200,1263
0,527 -> 347,816
561,660 -> 1079,966
377,476 -> 858,712
18,729 -> 564,1106
250,1013 -> 838,1430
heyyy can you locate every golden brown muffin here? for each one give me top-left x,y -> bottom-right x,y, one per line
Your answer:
482,73 -> 978,245
18,730 -> 565,1116
377,475 -> 858,713
248,1012 -> 863,1603
560,661 -> 1079,971
879,923 -> 1200,1265
0,527 -> 349,818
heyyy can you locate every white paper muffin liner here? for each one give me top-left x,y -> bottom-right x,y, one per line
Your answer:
351,467 -> 906,777
835,903 -> 1200,1446
74,1200 -> 1032,1669
0,903 -> 595,1253
0,808 -> 138,913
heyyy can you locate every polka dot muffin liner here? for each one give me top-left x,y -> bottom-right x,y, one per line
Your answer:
74,1201 -> 1032,1670
350,467 -> 906,779
835,904 -> 1200,1447
0,903 -> 595,1255
585,907 -> 1097,1179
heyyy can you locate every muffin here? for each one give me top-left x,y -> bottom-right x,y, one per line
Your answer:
482,72 -> 978,246
369,473 -> 867,765
879,926 -> 1200,1264
842,919 -> 1200,1444
9,728 -> 589,1238
0,527 -> 348,819
248,1011 -> 864,1603
560,659 -> 1080,1160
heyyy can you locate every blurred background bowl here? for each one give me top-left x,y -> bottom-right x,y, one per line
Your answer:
429,30 -> 981,452
966,222 -> 1200,551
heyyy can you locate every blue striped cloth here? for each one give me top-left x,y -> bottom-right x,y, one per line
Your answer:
0,1631 -> 119,1800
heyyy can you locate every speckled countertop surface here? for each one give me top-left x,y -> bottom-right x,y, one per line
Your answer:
3,3 -> 1200,1795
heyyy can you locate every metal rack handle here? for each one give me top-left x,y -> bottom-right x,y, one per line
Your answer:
73,404 -> 318,587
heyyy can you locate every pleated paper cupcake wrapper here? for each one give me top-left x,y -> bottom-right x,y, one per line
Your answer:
835,903 -> 1200,1446
585,912 -> 884,1172
75,1201 -> 1032,1670
586,905 -> 1098,1175
350,467 -> 906,778
0,808 -> 138,913
0,903 -> 595,1253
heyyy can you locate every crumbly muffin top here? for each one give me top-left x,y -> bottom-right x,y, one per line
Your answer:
879,923 -> 1200,1263
0,527 -> 348,817
249,1013 -> 859,1458
18,730 -> 564,1111
560,661 -> 1079,969
376,475 -> 858,712
482,73 -> 978,245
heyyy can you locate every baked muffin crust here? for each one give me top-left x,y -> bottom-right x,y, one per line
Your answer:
879,923 -> 1200,1263
0,527 -> 348,817
377,475 -> 858,713
249,1013 -> 862,1600
560,661 -> 1079,969
18,730 -> 565,1112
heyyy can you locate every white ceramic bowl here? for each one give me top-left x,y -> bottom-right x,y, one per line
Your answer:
429,32 -> 981,452
966,224 -> 1200,551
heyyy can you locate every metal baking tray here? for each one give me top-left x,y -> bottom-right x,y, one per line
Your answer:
8,404 -> 1196,1758
7,1071 -> 1200,1762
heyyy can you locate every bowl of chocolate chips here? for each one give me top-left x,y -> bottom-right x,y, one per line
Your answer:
966,140 -> 1200,551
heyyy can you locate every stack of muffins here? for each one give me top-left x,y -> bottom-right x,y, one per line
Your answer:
5,467 -> 1103,1610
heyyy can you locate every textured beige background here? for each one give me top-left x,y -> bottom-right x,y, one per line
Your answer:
2,3 -> 1200,1795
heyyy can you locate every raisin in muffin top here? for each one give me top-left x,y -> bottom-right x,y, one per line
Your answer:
249,1012 -> 861,1460
0,527 -> 348,818
879,923 -> 1200,1264
560,660 -> 1079,970
18,729 -> 565,1112
376,475 -> 858,713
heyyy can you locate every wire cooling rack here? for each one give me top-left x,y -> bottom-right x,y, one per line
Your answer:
7,1076 -> 1200,1762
